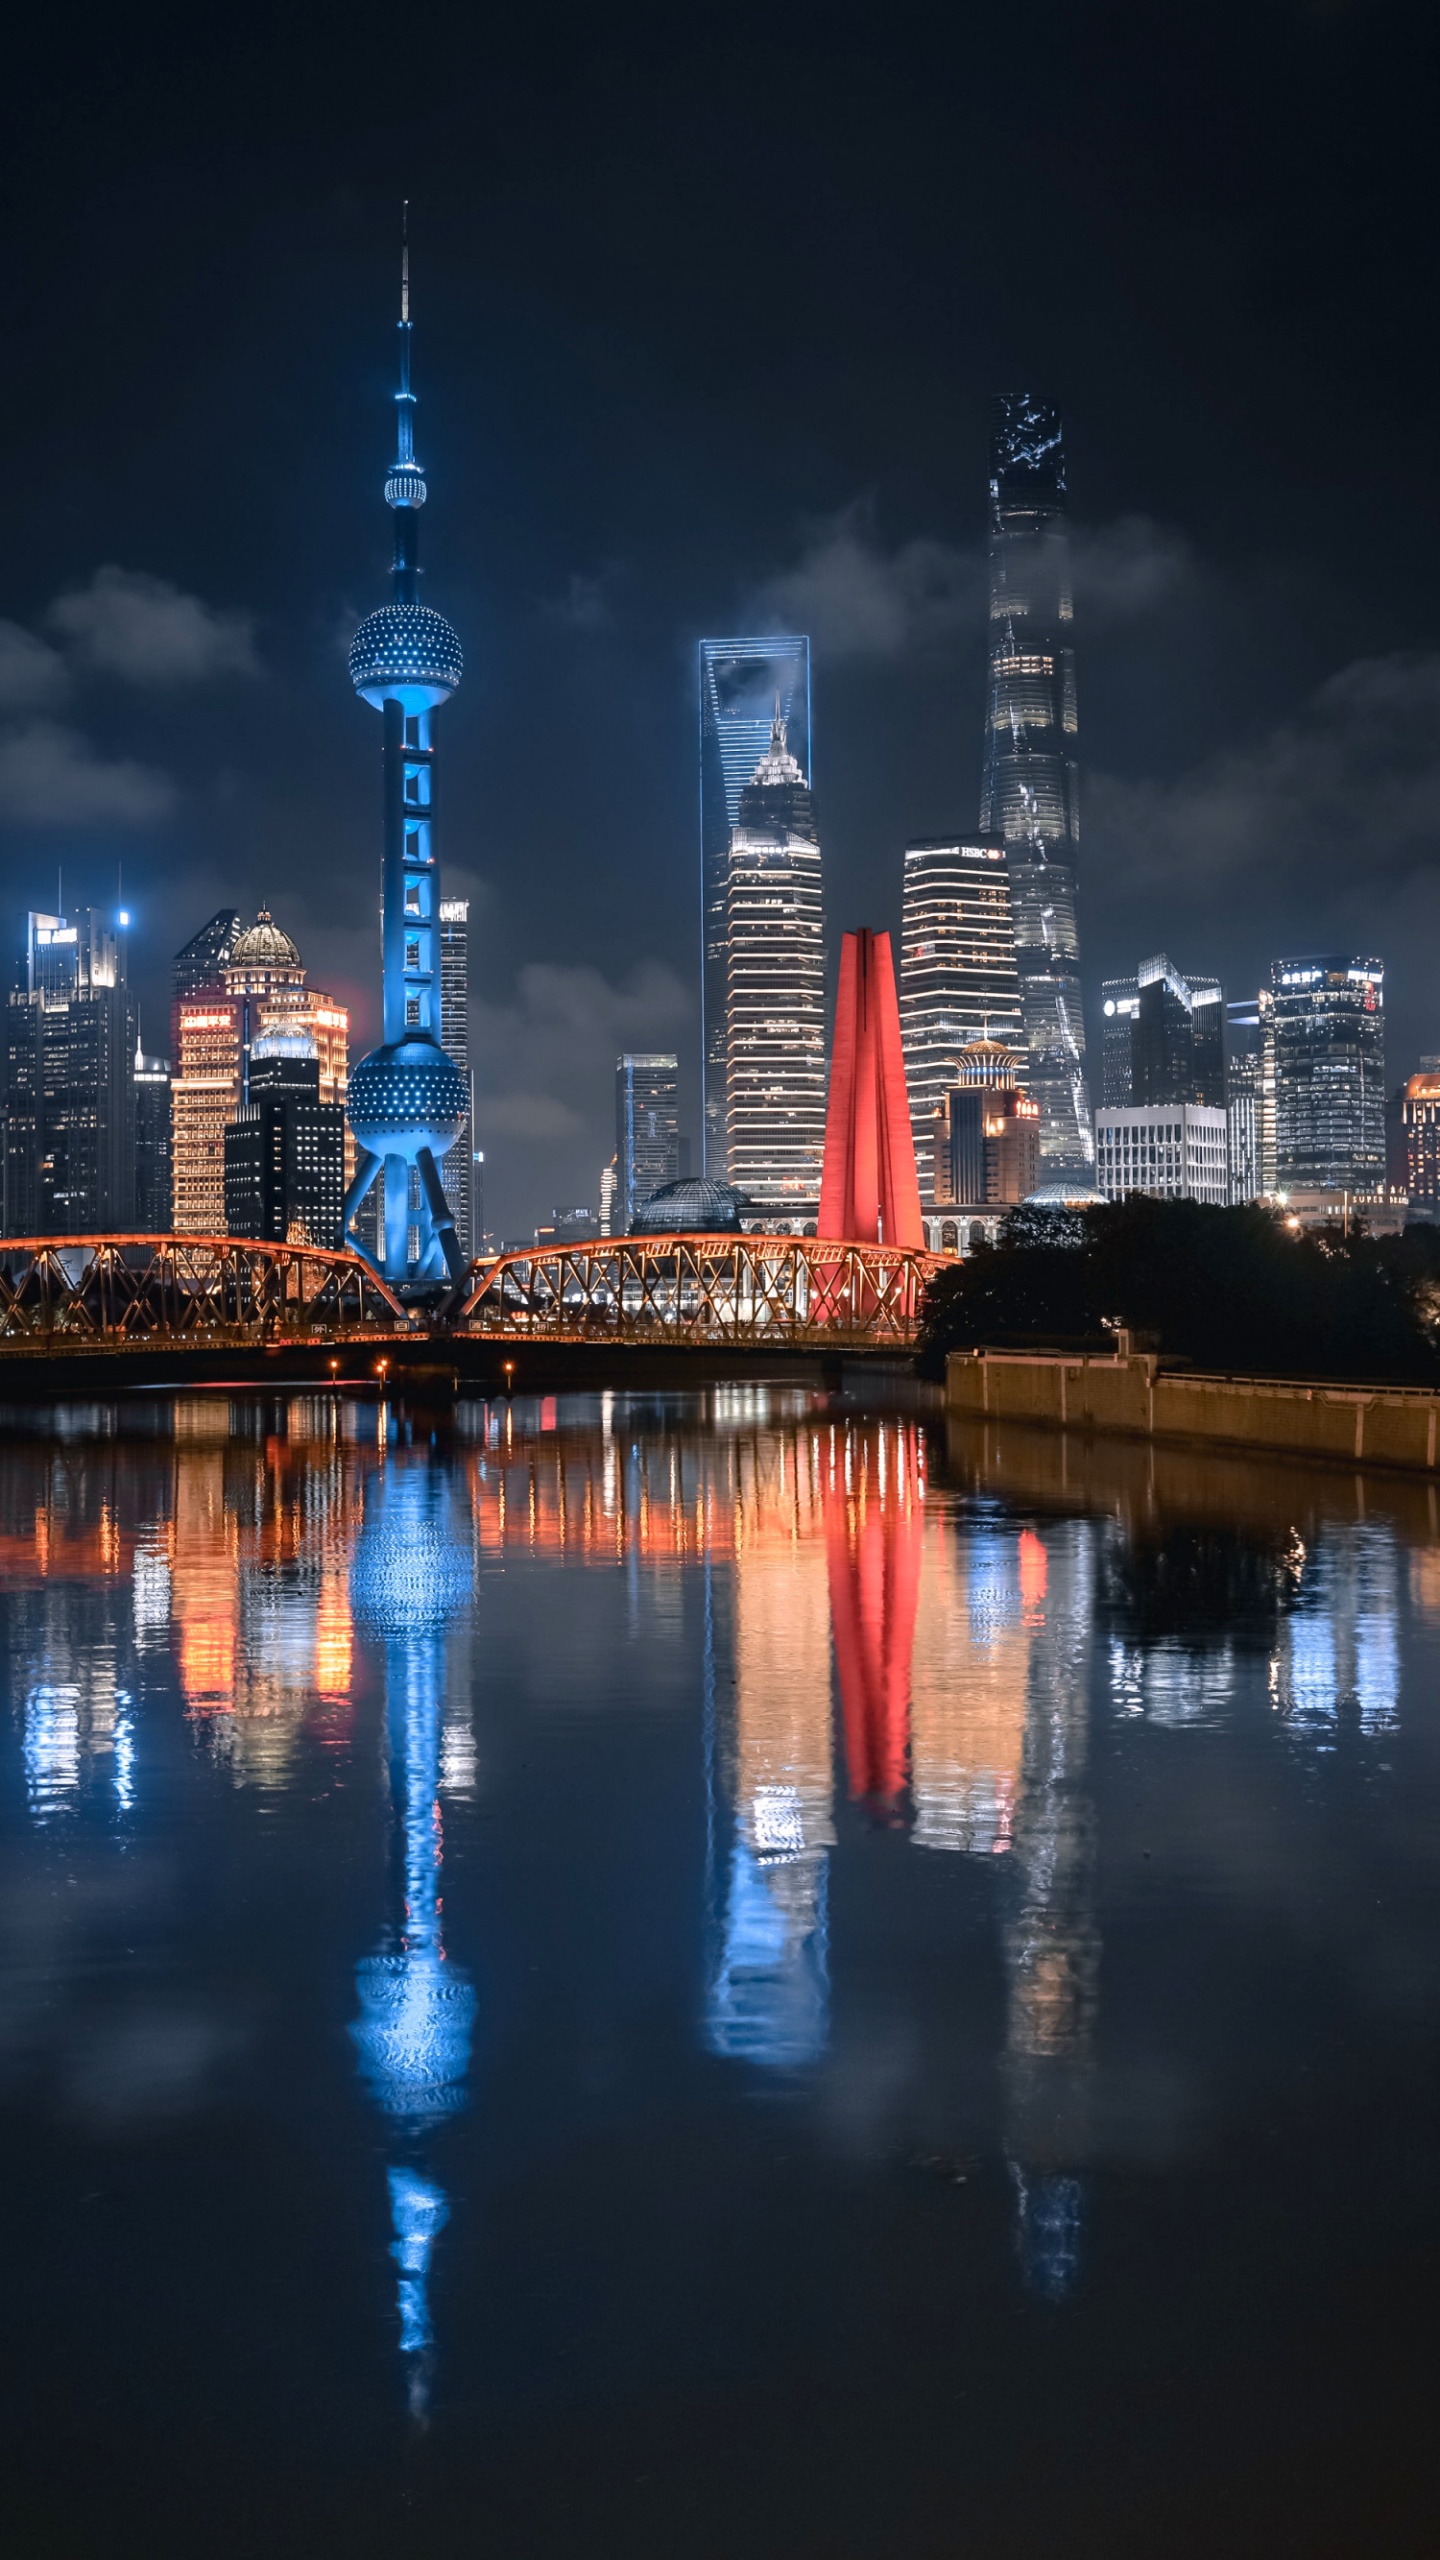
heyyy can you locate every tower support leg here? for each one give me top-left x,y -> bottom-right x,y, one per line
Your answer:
384,1151 -> 410,1281
416,1146 -> 468,1284
340,1147 -> 384,1272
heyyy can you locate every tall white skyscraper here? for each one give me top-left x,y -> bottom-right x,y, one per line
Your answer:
724,710 -> 826,1226
438,900 -> 475,1262
898,836 -> 1024,1207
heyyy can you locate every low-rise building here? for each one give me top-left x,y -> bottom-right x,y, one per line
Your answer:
1096,1103 -> 1229,1205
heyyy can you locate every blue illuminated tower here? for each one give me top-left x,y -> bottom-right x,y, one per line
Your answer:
342,217 -> 471,1291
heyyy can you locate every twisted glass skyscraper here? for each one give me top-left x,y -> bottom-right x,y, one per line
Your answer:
980,397 -> 1092,1177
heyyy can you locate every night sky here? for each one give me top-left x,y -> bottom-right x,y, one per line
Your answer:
2,1 -> 1437,1233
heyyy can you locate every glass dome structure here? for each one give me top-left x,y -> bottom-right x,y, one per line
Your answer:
629,1177 -> 749,1236
1022,1183 -> 1109,1208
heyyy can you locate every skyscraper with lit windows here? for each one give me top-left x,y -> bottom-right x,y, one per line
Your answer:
700,635 -> 809,1178
616,1052 -> 679,1225
2,907 -> 136,1235
1270,955 -> 1385,1192
724,708 -> 826,1224
898,835 -> 1024,1205
438,899 -> 475,1262
980,396 -> 1092,1177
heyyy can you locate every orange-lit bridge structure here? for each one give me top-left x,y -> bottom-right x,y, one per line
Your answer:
0,1231 -> 940,1384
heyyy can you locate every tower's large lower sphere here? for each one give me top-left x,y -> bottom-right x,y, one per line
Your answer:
347,1036 -> 469,1163
350,603 -> 463,710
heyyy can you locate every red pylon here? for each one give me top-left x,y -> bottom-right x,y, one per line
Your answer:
817,929 -> 924,1247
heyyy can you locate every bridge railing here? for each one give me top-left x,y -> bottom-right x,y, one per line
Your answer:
0,1237 -> 409,1348
460,1233 -> 940,1346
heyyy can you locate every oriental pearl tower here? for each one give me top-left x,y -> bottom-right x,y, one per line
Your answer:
342,214 -> 471,1292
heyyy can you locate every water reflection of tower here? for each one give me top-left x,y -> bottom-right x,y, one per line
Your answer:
350,1453 -> 476,2410
1000,1520 -> 1099,2297
704,1422 -> 835,2067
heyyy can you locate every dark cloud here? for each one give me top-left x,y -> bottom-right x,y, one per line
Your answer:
1095,652 -> 1440,893
540,570 -> 621,633
47,567 -> 259,686
0,621 -> 69,713
472,959 -> 692,1222
752,503 -> 986,661
0,719 -> 175,825
752,504 -> 1195,663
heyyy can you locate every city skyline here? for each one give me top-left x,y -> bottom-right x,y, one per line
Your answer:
3,18 -> 1440,1238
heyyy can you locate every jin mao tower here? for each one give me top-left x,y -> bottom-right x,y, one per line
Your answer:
980,396 -> 1092,1177
343,221 -> 470,1291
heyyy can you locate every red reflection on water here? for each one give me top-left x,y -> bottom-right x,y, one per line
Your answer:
827,1424 -> 923,1812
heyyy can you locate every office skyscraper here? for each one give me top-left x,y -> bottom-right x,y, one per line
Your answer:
134,1044 -> 173,1230
979,395 -> 1092,1177
1227,1051 -> 1262,1204
616,1053 -> 679,1225
724,708 -> 826,1224
1270,955 -> 1385,1192
223,1027 -> 346,1244
2,908 -> 136,1236
438,899 -> 475,1262
898,836 -> 1024,1206
1103,956 -> 1226,1111
700,635 -> 809,1178
170,909 -> 240,1062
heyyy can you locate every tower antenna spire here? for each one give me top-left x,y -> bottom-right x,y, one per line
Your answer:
401,199 -> 409,326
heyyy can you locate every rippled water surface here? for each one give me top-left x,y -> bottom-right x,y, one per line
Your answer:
1,1386 -> 1438,2557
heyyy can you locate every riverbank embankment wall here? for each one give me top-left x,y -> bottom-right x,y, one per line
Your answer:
944,1346 -> 1440,1473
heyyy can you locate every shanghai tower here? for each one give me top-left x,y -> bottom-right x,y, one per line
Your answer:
980,396 -> 1093,1177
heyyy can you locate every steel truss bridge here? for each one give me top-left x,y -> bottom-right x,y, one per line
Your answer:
0,1236 -> 406,1354
0,1232 -> 939,1366
460,1234 -> 936,1346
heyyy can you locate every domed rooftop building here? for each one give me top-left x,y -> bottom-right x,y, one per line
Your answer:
630,1177 -> 750,1236
954,1037 -> 1025,1087
224,909 -> 305,996
1022,1183 -> 1109,1209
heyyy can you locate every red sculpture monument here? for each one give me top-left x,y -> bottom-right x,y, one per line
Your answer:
818,928 -> 924,1248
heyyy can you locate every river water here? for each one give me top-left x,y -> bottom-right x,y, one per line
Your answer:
0,1386 -> 1436,2557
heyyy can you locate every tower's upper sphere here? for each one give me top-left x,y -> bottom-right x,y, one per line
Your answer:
347,1035 -> 469,1162
384,463 -> 427,509
350,603 -> 463,711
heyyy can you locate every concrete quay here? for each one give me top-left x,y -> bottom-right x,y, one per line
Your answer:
944,1341 -> 1440,1475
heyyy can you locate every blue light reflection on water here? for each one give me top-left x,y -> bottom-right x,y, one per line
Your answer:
350,1454 -> 477,2403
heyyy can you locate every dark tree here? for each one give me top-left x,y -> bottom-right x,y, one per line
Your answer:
918,1199 -> 1440,1385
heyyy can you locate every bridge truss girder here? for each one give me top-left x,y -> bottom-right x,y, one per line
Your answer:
460,1233 -> 939,1346
0,1236 -> 408,1347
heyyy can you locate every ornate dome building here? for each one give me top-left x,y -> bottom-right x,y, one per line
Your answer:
225,909 -> 304,986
